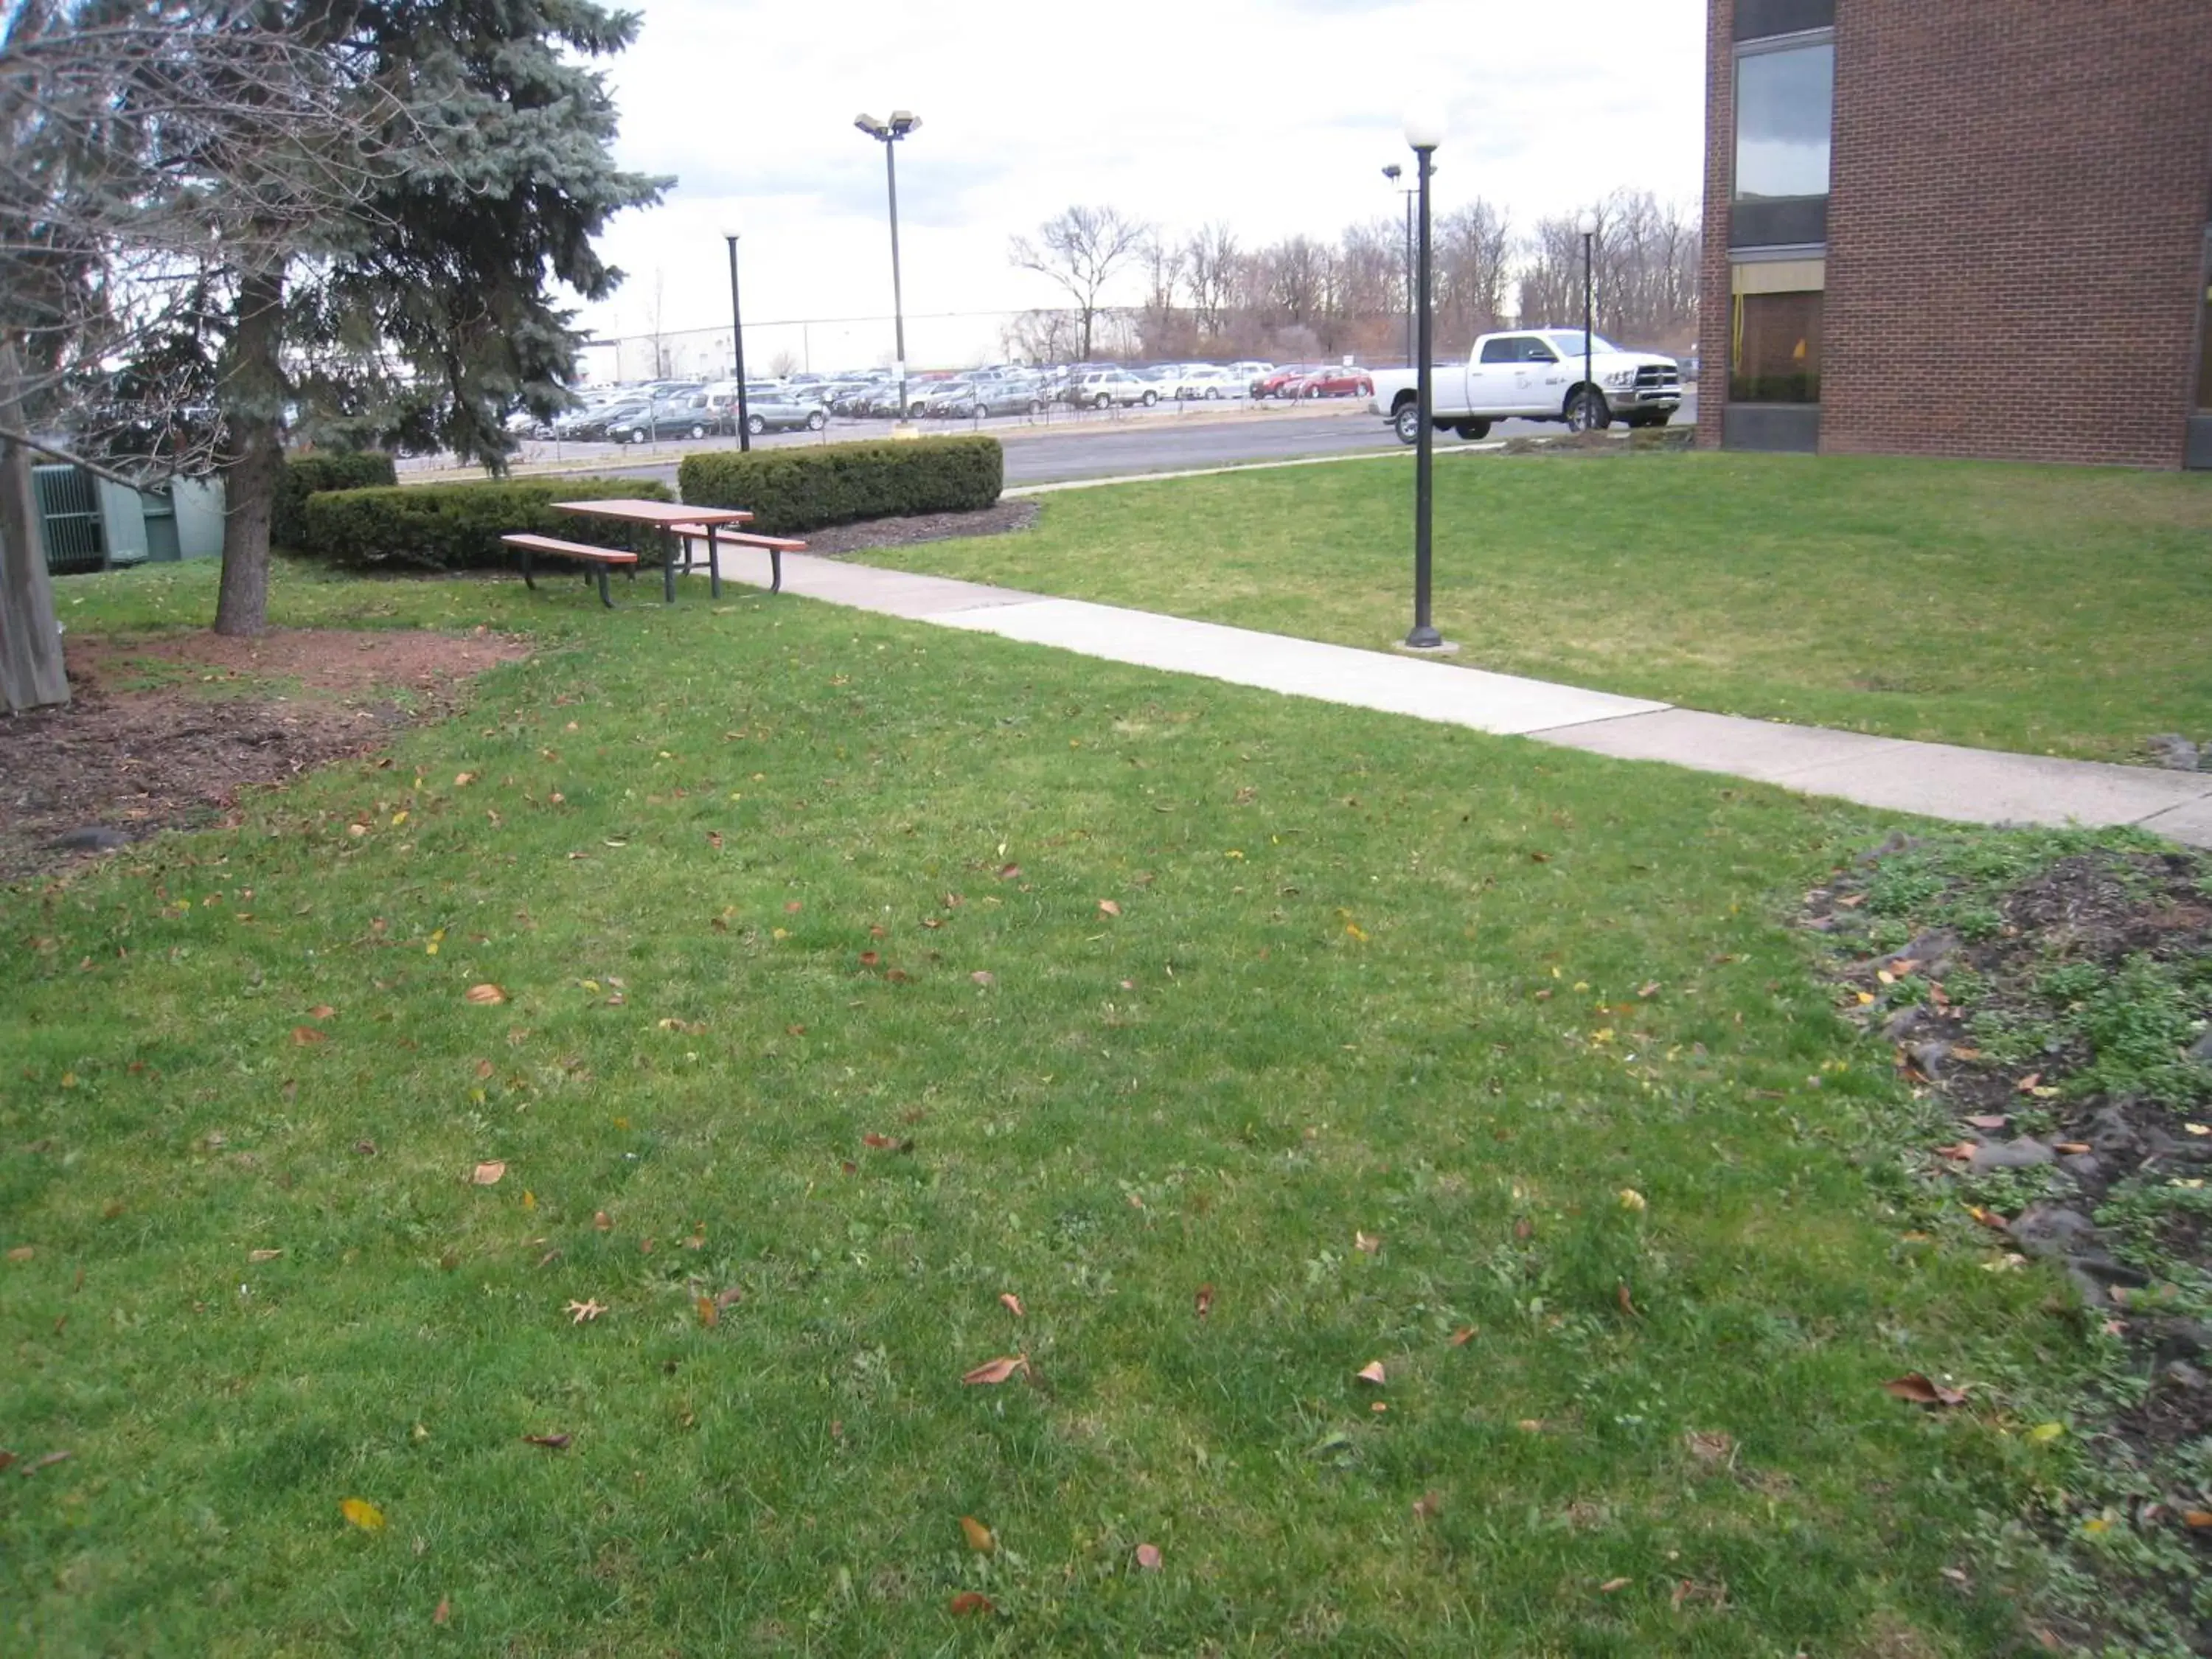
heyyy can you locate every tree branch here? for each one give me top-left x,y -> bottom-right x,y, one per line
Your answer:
0,424 -> 171,491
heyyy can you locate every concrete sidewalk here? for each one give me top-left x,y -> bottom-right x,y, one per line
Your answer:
695,546 -> 2212,849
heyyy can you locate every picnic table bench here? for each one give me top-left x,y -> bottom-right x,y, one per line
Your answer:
503,498 -> 808,606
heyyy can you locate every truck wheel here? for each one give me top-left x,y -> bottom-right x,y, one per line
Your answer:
1453,420 -> 1491,440
1391,402 -> 1422,445
1565,389 -> 1611,432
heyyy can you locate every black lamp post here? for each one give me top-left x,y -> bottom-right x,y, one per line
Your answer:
854,109 -> 921,431
722,231 -> 751,451
1402,107 -> 1444,650
1382,163 -> 1416,369
1576,209 -> 1598,431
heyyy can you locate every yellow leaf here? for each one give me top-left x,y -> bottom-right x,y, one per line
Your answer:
521,1189 -> 536,1210
2082,1516 -> 2112,1536
1856,990 -> 1875,1005
1618,1188 -> 1647,1212
340,1497 -> 386,1532
1344,923 -> 1367,941
959,1514 -> 995,1553
2028,1422 -> 2066,1444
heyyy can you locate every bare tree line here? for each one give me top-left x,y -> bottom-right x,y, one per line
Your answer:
1004,188 -> 1698,366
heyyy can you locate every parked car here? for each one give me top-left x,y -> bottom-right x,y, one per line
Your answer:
1071,370 -> 1158,408
741,397 -> 828,435
1290,366 -> 1374,400
1173,366 -> 1242,400
1252,364 -> 1318,399
604,394 -> 717,443
1367,328 -> 1682,441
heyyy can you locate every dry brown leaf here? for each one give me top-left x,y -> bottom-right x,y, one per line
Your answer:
2015,1071 -> 2042,1093
714,1285 -> 745,1309
1098,899 -> 1121,917
1194,1283 -> 1214,1319
247,1248 -> 282,1263
470,1161 -> 507,1186
1354,1231 -> 1380,1254
307,1004 -> 335,1020
961,1354 -> 1029,1385
433,1596 -> 450,1626
999,1293 -> 1025,1318
948,1591 -> 995,1616
565,1298 -> 606,1324
474,1058 -> 495,1079
592,1210 -> 611,1231
9,1245 -> 39,1262
858,950 -> 880,967
1450,1326 -> 1476,1346
25,1450 -> 71,1472
2054,1141 -> 2090,1155
1616,1283 -> 1641,1317
1684,1430 -> 1734,1464
291,1026 -> 327,1046
1966,1205 -> 2011,1231
696,1295 -> 717,1328
1599,1576 -> 1631,1593
1883,1373 -> 1966,1407
2183,1509 -> 2212,1528
1134,1542 -> 1163,1571
1964,1113 -> 2008,1130
521,1433 -> 571,1450
1411,1490 -> 1443,1521
1355,1360 -> 1387,1385
1933,1142 -> 1977,1161
970,970 -> 994,987
996,863 -> 1020,880
959,1514 -> 995,1553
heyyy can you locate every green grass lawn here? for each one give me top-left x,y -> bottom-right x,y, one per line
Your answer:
0,561 -> 2118,1654
860,449 -> 2212,765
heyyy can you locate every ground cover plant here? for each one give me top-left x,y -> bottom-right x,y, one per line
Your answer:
859,449 -> 2212,765
0,557 -> 2165,1655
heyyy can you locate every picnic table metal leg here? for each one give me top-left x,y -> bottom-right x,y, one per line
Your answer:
706,524 -> 721,598
519,542 -> 536,590
595,563 -> 613,608
662,527 -> 677,603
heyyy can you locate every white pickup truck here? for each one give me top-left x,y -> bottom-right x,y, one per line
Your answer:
1369,329 -> 1683,443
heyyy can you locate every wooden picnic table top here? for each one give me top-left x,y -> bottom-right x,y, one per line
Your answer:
552,498 -> 753,528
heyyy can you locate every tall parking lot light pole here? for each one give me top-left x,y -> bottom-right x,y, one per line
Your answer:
854,110 -> 920,434
1402,107 -> 1444,650
1382,164 -> 1415,369
1576,209 -> 1598,428
722,231 -> 751,451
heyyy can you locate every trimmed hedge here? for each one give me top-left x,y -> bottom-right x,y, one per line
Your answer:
299,476 -> 672,571
676,435 -> 1001,536
273,452 -> 397,551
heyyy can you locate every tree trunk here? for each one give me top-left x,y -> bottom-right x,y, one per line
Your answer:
0,341 -> 69,712
214,262 -> 287,638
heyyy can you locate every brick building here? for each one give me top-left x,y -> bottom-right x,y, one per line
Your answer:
1697,0 -> 2212,468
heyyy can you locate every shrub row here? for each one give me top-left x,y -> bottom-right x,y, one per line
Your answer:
299,476 -> 672,571
677,435 -> 1001,536
273,452 -> 397,550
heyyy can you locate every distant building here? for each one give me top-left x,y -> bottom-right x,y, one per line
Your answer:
1698,0 -> 2212,468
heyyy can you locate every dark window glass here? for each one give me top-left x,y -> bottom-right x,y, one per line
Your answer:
1731,290 -> 1823,403
1735,44 -> 1833,201
1522,339 -> 1558,362
2198,280 -> 2212,412
1479,338 -> 1522,364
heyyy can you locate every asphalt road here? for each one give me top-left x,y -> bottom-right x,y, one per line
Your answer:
484,389 -> 1700,493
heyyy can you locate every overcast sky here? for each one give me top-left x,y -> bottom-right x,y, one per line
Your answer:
578,0 -> 1706,374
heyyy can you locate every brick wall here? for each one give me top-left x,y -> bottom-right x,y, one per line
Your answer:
1702,1 -> 2212,469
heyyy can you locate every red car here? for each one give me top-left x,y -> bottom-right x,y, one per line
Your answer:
1251,364 -> 1319,398
1289,367 -> 1374,400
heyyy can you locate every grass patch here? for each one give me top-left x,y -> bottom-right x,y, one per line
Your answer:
0,558 -> 2124,1653
858,448 -> 2212,764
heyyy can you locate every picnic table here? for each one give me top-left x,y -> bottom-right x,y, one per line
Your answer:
500,498 -> 807,607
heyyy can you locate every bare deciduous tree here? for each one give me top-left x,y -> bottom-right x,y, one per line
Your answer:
1008,206 -> 1150,361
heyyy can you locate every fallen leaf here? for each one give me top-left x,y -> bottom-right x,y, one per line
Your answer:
1412,1490 -> 1443,1520
566,1298 -> 606,1324
464,984 -> 506,1005
1883,1373 -> 1966,1407
858,951 -> 879,967
24,1450 -> 70,1473
2027,1421 -> 2066,1444
696,1295 -> 717,1328
961,1354 -> 1029,1385
1450,1326 -> 1476,1346
521,1433 -> 571,1450
1516,1419 -> 1548,1433
2054,1141 -> 2090,1155
1617,1188 -> 1646,1211
1135,1543 -> 1163,1571
948,1591 -> 995,1616
307,1004 -> 335,1020
970,970 -> 994,987
2183,1510 -> 2212,1528
1684,1430 -> 1734,1464
1966,1205 -> 2011,1231
592,1210 -> 611,1231
959,1514 -> 995,1553
1194,1284 -> 1214,1319
290,1025 -> 326,1046
340,1497 -> 386,1532
1355,1360 -> 1387,1385
1599,1577 -> 1632,1593
433,1596 -> 450,1625
1616,1283 -> 1641,1317
247,1248 -> 282,1263
1354,1231 -> 1380,1254
6,1245 -> 33,1262
1933,1142 -> 1977,1161
999,1293 -> 1025,1318
474,1058 -> 495,1079
1964,1113 -> 2008,1130
996,863 -> 1020,880
470,1161 -> 506,1186
714,1286 -> 745,1309
1098,899 -> 1121,917
2015,1072 -> 2042,1093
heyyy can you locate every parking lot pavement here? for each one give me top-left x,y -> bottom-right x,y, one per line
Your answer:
421,390 -> 1698,493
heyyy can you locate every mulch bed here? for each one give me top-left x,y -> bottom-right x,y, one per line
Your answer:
793,498 -> 1037,557
0,627 -> 529,885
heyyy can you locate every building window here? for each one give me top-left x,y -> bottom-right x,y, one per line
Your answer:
1735,43 -> 1834,201
1731,291 -> 1823,403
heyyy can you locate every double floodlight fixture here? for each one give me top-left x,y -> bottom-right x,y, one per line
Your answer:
854,110 -> 921,140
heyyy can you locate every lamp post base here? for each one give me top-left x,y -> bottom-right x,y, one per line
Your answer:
890,422 -> 921,442
1401,625 -> 1449,652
